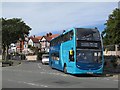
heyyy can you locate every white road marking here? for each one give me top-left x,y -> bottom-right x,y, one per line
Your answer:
37,63 -> 41,69
7,79 -> 48,88
103,78 -> 109,80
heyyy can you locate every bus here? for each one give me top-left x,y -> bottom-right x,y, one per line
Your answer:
49,28 -> 104,74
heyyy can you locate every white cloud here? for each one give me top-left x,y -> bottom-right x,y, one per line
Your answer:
2,2 -> 118,36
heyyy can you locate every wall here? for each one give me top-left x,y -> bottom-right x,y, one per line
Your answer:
104,51 -> 120,56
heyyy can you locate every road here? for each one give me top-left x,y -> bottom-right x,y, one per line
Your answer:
2,61 -> 119,88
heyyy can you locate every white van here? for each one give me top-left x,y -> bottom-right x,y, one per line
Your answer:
42,54 -> 49,64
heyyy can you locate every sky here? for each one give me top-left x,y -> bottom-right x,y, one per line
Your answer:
2,1 -> 119,36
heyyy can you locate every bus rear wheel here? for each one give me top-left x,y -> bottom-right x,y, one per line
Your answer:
63,65 -> 67,74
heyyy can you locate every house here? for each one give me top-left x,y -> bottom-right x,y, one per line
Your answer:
16,35 -> 42,55
28,36 -> 40,48
16,35 -> 29,54
40,36 -> 52,52
8,43 -> 16,54
23,36 -> 29,54
40,33 -> 59,52
35,36 -> 42,41
16,39 -> 24,54
15,33 -> 59,54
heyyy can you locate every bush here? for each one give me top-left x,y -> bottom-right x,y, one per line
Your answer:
109,56 -> 117,64
104,55 -> 119,68
113,63 -> 117,69
2,60 -> 13,66
20,54 -> 26,60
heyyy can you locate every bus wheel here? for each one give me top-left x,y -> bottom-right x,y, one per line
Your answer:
63,65 -> 67,74
51,61 -> 53,66
50,61 -> 53,69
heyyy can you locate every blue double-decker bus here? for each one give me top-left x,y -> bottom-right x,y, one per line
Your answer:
49,28 -> 104,74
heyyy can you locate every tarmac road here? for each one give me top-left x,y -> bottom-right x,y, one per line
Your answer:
2,61 -> 119,88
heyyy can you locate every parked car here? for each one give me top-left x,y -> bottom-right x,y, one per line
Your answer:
42,54 -> 49,64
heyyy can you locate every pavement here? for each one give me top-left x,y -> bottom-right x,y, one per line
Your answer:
2,60 -> 119,88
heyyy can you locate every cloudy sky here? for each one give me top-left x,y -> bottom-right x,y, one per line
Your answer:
2,1 -> 118,36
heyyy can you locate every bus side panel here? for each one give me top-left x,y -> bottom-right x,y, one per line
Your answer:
61,40 -> 76,73
49,45 -> 63,71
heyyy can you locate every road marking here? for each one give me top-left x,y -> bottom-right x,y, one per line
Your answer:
103,78 -> 109,80
22,82 -> 48,87
38,63 -> 41,69
7,79 -> 48,88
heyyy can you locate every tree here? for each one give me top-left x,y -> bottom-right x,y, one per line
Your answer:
1,18 -> 31,60
102,8 -> 120,45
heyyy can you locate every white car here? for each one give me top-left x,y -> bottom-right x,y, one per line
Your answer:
42,54 -> 49,64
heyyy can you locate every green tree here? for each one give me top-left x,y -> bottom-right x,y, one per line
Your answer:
102,8 -> 120,45
1,18 -> 31,60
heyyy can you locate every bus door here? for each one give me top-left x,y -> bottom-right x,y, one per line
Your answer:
69,48 -> 74,62
68,48 -> 75,68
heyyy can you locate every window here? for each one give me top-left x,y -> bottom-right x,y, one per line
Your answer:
76,28 -> 100,41
51,53 -> 59,60
76,50 -> 102,63
50,30 -> 74,47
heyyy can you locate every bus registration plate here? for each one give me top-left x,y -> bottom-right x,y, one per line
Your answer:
87,72 -> 93,74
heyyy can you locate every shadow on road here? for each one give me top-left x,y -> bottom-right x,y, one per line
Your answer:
72,74 -> 114,77
71,71 -> 120,77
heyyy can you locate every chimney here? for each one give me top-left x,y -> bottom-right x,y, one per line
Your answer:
46,33 -> 49,37
33,35 -> 35,38
49,32 -> 52,36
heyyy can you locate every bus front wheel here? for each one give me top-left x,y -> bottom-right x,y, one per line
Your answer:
63,65 -> 67,74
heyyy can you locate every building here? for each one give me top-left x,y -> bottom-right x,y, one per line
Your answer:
40,33 -> 59,52
28,36 -> 40,48
16,35 -> 30,54
15,33 -> 59,54
16,39 -> 24,54
8,43 -> 16,54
